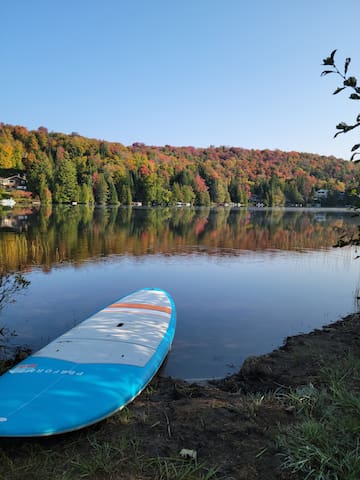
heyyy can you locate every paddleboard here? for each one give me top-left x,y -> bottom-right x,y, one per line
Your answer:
0,288 -> 176,437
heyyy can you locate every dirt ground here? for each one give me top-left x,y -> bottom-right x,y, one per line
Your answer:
1,312 -> 360,479
137,312 -> 360,479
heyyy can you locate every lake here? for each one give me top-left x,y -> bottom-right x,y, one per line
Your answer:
0,205 -> 359,380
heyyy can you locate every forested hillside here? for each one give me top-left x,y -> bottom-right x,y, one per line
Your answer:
0,123 -> 358,206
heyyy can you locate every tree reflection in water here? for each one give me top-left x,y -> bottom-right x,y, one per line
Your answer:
0,206 -> 358,272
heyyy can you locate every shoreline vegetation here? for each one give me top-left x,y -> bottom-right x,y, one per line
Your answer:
1,311 -> 359,479
1,123 -> 359,209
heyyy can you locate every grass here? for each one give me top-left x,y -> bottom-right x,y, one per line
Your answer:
145,457 -> 219,480
277,354 -> 360,480
0,443 -> 70,480
68,435 -> 137,478
0,434 -> 218,480
0,407 -> 220,480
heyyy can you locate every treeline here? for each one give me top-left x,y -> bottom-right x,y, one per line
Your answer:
0,123 -> 359,206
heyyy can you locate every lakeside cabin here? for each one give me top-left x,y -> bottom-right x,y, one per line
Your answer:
0,174 -> 27,190
314,189 -> 328,199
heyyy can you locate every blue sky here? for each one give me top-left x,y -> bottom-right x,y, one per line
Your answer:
1,0 -> 359,159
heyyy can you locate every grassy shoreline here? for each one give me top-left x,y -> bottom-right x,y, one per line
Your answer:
1,312 -> 360,479
277,355 -> 360,479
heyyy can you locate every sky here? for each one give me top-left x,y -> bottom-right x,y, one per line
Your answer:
1,0 -> 360,160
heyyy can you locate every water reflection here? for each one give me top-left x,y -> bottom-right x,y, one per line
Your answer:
0,272 -> 30,357
1,206 -> 359,379
0,206 -> 357,271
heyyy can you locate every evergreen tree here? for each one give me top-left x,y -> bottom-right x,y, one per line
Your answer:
108,179 -> 119,205
210,179 -> 228,203
39,173 -> 52,204
119,184 -> 132,205
265,176 -> 286,206
229,177 -> 248,204
140,174 -> 157,205
79,182 -> 94,204
171,182 -> 183,203
285,182 -> 304,204
94,173 -> 108,204
195,189 -> 211,206
54,159 -> 79,203
182,185 -> 196,205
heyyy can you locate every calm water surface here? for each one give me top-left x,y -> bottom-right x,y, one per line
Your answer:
0,206 -> 359,380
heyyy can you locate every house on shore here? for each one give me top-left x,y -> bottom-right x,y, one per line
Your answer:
314,189 -> 328,200
0,174 -> 27,190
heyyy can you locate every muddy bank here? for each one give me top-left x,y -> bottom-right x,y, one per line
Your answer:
213,311 -> 360,395
136,312 -> 360,479
1,312 -> 360,479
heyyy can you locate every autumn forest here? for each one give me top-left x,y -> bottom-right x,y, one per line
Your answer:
0,123 -> 359,207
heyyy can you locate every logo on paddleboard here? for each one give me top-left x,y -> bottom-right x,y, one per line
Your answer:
9,365 -> 84,376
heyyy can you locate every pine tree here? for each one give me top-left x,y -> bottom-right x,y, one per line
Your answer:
108,179 -> 119,205
54,159 -> 79,203
94,174 -> 108,204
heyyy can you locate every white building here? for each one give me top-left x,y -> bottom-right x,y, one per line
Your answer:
314,189 -> 328,199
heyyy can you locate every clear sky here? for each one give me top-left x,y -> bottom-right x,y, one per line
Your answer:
1,0 -> 359,159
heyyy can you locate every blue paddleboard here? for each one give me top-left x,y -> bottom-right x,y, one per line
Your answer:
0,288 -> 176,437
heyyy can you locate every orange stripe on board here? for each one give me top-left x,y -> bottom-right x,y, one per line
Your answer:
108,303 -> 171,314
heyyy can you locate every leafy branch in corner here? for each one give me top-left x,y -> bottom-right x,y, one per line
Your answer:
322,50 -> 360,248
321,49 -> 360,161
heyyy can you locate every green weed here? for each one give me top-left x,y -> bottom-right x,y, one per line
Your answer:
0,444 -> 69,480
145,457 -> 219,480
69,435 -> 131,477
0,431 -> 219,480
278,355 -> 360,480
106,406 -> 134,425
